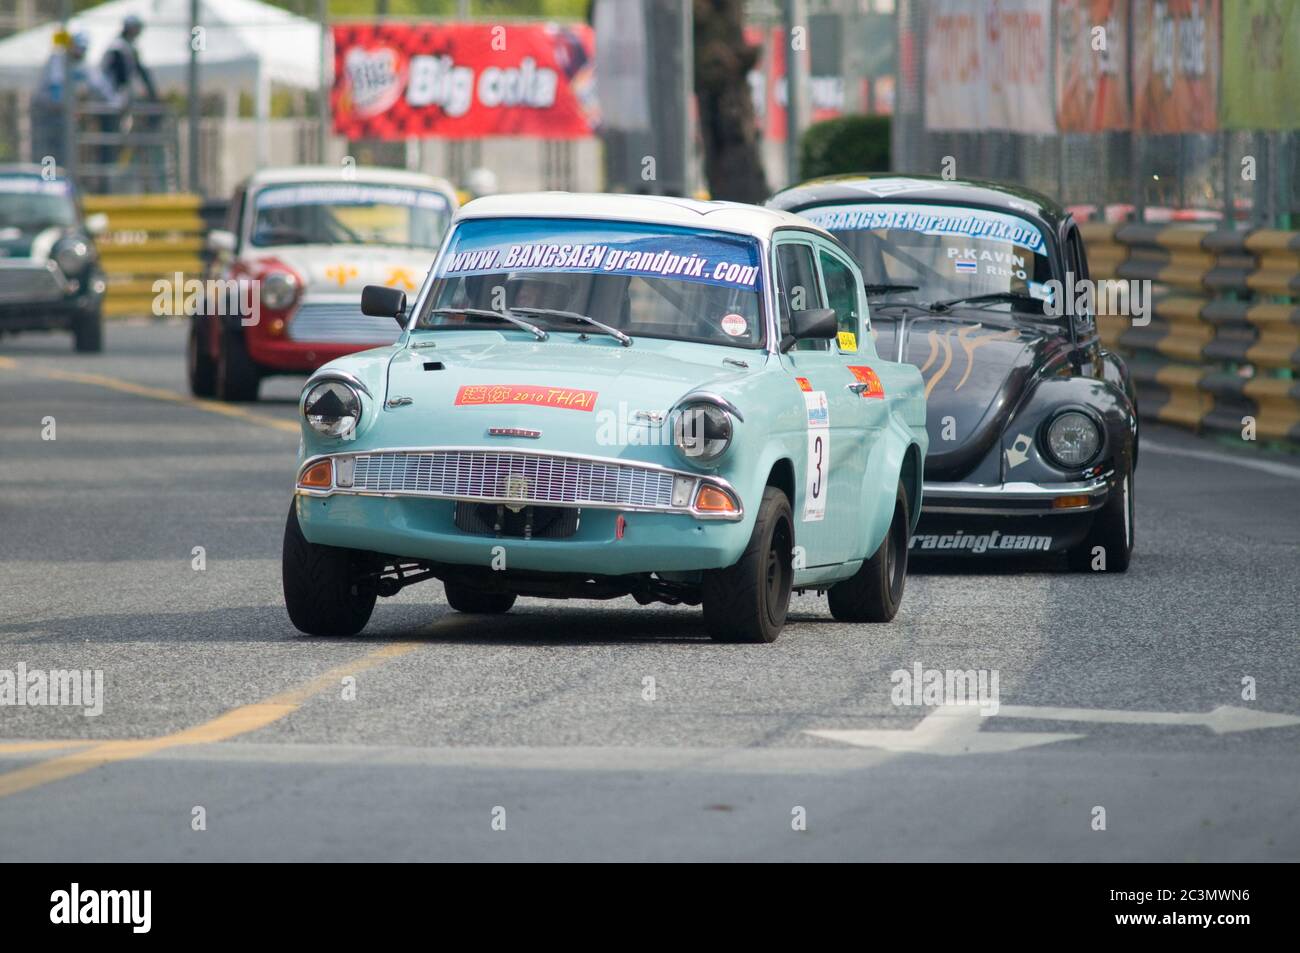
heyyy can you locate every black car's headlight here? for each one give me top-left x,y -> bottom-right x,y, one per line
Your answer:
1044,411 -> 1101,468
303,380 -> 362,438
672,401 -> 734,465
53,238 -> 91,275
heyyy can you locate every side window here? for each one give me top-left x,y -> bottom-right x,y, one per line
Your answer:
1065,225 -> 1095,333
775,241 -> 823,340
819,250 -> 861,340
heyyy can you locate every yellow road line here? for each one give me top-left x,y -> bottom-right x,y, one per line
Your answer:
0,642 -> 418,799
0,355 -> 298,434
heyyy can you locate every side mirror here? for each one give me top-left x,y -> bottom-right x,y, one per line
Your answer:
791,307 -> 837,340
206,229 -> 237,255
84,212 -> 108,237
361,284 -> 408,328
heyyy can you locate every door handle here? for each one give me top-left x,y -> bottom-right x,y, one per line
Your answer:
845,383 -> 870,395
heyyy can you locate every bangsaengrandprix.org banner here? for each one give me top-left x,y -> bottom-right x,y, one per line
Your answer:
924,0 -> 1055,133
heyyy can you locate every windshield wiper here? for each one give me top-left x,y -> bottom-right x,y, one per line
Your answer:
510,307 -> 633,347
863,282 -> 920,295
930,291 -> 1045,314
429,307 -> 548,341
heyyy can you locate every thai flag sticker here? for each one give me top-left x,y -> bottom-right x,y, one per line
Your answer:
955,258 -> 978,274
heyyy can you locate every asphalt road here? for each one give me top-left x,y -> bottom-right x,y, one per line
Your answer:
1,322 -> 1297,862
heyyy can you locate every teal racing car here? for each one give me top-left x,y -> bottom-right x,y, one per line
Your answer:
283,193 -> 928,642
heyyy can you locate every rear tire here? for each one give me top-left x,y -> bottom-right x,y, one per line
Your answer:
188,316 -> 217,397
828,480 -> 910,623
1068,470 -> 1134,573
73,305 -> 103,353
282,503 -> 376,636
215,325 -> 261,401
444,582 -> 516,614
702,486 -> 794,643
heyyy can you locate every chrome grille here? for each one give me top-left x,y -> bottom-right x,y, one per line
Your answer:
349,450 -> 677,509
288,299 -> 401,344
0,261 -> 67,303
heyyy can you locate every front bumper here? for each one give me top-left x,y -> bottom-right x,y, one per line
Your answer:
921,473 -> 1112,516
293,446 -> 751,574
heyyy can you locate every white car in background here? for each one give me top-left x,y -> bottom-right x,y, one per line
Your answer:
189,165 -> 458,401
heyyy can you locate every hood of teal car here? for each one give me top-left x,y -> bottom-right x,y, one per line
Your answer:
366,332 -> 757,462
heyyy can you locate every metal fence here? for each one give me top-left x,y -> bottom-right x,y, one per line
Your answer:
892,0 -> 1299,228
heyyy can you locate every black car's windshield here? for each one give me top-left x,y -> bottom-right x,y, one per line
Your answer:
800,202 -> 1057,314
415,218 -> 766,349
251,182 -> 451,249
0,176 -> 77,232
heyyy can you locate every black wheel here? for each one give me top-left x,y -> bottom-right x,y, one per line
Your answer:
444,581 -> 516,614
701,486 -> 794,643
1068,469 -> 1134,573
282,503 -> 377,636
73,304 -> 103,353
828,480 -> 910,623
188,316 -> 217,397
215,325 -> 261,401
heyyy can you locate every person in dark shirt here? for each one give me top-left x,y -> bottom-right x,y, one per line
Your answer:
100,14 -> 157,107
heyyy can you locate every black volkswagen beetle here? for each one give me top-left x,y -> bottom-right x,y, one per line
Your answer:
769,174 -> 1137,571
0,164 -> 106,352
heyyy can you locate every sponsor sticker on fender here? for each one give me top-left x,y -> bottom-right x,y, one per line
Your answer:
847,365 -> 885,398
455,384 -> 598,411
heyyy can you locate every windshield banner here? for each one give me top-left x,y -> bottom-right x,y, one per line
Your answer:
0,176 -> 71,196
803,203 -> 1048,256
439,223 -> 763,291
255,183 -> 450,211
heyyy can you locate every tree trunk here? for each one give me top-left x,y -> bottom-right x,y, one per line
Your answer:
693,0 -> 768,203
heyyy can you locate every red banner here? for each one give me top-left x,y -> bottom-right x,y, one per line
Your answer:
332,23 -> 596,140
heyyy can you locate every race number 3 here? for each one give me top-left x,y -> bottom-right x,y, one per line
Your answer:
803,391 -> 830,522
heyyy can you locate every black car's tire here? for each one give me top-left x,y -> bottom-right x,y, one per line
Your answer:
1068,470 -> 1134,573
444,582 -> 516,614
188,317 -> 217,397
282,504 -> 376,636
702,486 -> 794,643
72,305 -> 103,353
215,326 -> 261,402
828,480 -> 910,623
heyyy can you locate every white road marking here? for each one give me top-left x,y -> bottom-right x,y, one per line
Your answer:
806,704 -> 1084,756
806,702 -> 1300,755
1143,439 -> 1300,480
997,704 -> 1300,735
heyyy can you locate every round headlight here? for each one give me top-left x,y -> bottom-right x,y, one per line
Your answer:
672,402 -> 733,464
261,271 -> 299,311
1045,411 -> 1101,468
303,381 -> 361,437
54,239 -> 90,275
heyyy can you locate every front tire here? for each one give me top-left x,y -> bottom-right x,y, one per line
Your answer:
828,480 -> 910,623
444,582 -> 516,614
188,316 -> 217,397
1068,469 -> 1134,573
702,486 -> 794,643
73,304 -> 103,353
282,504 -> 377,636
215,325 -> 261,401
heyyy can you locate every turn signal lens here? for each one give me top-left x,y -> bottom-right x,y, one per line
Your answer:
1052,494 -> 1091,509
298,460 -> 333,489
694,484 -> 738,514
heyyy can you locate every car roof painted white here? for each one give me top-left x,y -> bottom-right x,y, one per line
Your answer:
247,165 -> 457,197
455,192 -> 832,240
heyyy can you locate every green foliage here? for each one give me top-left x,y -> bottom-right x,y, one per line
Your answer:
798,114 -> 892,181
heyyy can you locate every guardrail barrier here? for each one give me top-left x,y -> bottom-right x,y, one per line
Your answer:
1083,223 -> 1300,444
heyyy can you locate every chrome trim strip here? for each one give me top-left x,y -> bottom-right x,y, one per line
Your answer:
302,368 -> 373,399
921,474 -> 1112,515
295,446 -> 745,521
674,391 -> 745,423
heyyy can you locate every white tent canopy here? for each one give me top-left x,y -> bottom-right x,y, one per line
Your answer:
0,0 -> 326,163
0,0 -> 323,93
